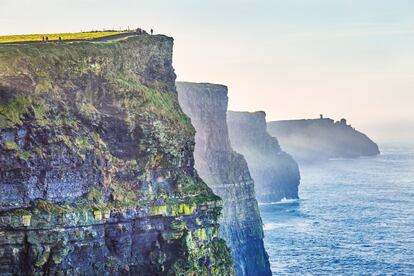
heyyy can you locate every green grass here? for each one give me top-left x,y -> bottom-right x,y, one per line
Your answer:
0,31 -> 127,43
110,182 -> 139,209
114,74 -> 194,131
75,136 -> 93,151
0,96 -> 32,130
86,187 -> 104,203
17,152 -> 33,161
2,141 -> 19,151
35,199 -> 75,215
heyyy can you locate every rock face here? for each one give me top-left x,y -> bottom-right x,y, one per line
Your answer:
227,111 -> 300,203
267,118 -> 380,162
0,34 -> 234,275
177,82 -> 271,276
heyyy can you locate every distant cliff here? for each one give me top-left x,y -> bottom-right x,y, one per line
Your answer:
177,82 -> 271,276
227,111 -> 300,203
0,34 -> 233,275
267,118 -> 380,162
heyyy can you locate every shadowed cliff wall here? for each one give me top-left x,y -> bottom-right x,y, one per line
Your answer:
177,82 -> 271,276
227,111 -> 300,203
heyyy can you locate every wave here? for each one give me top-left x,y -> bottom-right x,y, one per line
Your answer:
259,198 -> 299,206
263,220 -> 311,231
328,156 -> 377,161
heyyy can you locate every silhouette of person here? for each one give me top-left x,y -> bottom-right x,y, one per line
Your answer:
46,36 -> 49,41
59,37 -> 62,42
151,29 -> 154,35
42,36 -> 45,42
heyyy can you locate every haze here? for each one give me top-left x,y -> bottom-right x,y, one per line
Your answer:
1,0 -> 413,143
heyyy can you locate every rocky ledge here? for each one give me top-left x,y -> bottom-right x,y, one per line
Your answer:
0,34 -> 233,275
227,111 -> 300,203
177,82 -> 271,276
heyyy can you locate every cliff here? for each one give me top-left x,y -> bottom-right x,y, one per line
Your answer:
227,111 -> 300,203
267,118 -> 380,162
0,34 -> 233,275
177,82 -> 271,276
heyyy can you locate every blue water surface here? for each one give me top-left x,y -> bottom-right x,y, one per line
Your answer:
260,144 -> 414,275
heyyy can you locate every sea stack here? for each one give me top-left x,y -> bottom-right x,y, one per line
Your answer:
0,33 -> 233,274
227,111 -> 300,203
177,82 -> 271,276
267,117 -> 380,162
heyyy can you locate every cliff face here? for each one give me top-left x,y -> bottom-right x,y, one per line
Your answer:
0,35 -> 233,275
267,118 -> 380,162
227,111 -> 300,203
177,82 -> 271,276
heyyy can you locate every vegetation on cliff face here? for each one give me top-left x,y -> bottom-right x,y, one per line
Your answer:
0,96 -> 32,129
0,34 -> 233,274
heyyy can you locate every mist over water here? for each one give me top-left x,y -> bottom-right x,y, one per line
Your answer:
260,144 -> 414,275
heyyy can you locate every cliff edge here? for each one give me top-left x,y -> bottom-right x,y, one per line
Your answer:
177,82 -> 271,276
0,34 -> 233,275
267,118 -> 380,162
227,111 -> 300,203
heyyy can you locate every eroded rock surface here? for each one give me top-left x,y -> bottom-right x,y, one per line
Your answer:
177,82 -> 271,276
227,111 -> 300,203
0,34 -> 233,275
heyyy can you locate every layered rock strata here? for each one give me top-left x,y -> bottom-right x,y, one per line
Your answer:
177,82 -> 271,276
0,34 -> 233,275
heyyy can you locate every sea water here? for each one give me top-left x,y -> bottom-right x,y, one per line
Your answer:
260,144 -> 414,275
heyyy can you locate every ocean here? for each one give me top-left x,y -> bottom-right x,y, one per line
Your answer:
260,144 -> 414,275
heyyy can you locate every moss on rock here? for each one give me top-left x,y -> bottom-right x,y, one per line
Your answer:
0,34 -> 233,274
2,141 -> 19,151
0,96 -> 31,130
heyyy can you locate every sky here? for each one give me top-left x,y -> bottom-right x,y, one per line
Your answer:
1,0 -> 413,143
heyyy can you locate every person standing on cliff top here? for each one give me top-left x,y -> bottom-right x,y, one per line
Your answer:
151,29 -> 153,35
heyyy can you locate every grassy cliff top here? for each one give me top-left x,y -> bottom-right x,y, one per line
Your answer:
176,82 -> 229,102
0,31 -> 129,43
176,82 -> 228,90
